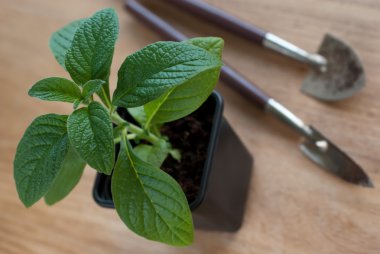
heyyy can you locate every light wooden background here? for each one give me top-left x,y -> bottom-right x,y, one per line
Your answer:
1,0 -> 380,253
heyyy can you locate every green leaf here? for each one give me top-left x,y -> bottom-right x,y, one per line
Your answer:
67,101 -> 114,174
144,64 -> 221,126
44,147 -> 86,205
112,138 -> 194,246
185,37 -> 224,59
14,114 -> 69,207
82,79 -> 106,101
134,140 -> 170,168
28,77 -> 82,103
113,41 -> 221,108
65,8 -> 119,102
73,99 -> 82,109
136,37 -> 224,125
169,149 -> 181,162
127,106 -> 146,126
49,19 -> 84,70
133,145 -> 151,161
65,8 -> 118,85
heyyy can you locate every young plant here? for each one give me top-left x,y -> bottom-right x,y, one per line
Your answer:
13,8 -> 223,246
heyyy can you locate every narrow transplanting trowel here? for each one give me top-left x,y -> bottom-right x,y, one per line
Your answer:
163,0 -> 366,101
125,0 -> 374,187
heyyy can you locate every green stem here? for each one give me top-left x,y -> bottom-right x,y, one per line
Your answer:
114,137 -> 121,144
114,134 -> 136,144
100,87 -> 112,109
127,133 -> 137,140
111,112 -> 160,144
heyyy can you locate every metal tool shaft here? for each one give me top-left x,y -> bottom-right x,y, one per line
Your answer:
164,0 -> 327,70
265,99 -> 313,137
263,34 -> 327,71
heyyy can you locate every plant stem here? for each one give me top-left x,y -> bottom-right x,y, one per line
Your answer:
114,134 -> 136,144
127,133 -> 137,140
111,112 -> 160,144
100,87 -> 112,109
114,136 -> 121,144
111,112 -> 128,125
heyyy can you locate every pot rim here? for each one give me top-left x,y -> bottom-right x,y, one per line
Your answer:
189,90 -> 223,210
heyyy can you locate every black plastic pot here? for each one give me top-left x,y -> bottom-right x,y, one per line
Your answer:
93,91 -> 253,232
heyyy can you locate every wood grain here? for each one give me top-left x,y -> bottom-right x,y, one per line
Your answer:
1,0 -> 380,253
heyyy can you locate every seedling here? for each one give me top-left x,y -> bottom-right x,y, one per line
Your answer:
13,8 -> 223,246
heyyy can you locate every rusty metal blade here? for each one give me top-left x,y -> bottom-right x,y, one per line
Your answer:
300,126 -> 373,187
302,34 -> 365,101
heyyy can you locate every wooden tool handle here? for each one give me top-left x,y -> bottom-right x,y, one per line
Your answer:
164,0 -> 267,45
125,0 -> 270,110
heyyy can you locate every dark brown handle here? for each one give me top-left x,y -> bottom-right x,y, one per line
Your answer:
164,0 -> 267,45
219,66 -> 270,109
125,0 -> 270,110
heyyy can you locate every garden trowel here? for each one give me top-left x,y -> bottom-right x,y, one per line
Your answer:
125,0 -> 373,187
163,0 -> 365,101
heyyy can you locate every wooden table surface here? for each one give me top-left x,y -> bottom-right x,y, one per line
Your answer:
1,0 -> 380,253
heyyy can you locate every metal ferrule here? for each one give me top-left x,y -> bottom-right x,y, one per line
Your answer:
263,33 -> 327,71
266,99 -> 313,137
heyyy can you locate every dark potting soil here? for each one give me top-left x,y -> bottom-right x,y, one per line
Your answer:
160,99 -> 214,203
117,98 -> 215,204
